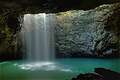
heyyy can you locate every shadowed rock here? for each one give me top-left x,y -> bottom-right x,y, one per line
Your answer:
72,68 -> 120,80
95,68 -> 120,80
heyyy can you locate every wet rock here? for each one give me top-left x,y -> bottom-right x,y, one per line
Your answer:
0,0 -> 119,13
55,3 -> 120,57
71,68 -> 120,80
72,73 -> 104,80
95,68 -> 120,80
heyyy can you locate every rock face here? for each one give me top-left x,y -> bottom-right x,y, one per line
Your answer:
0,0 -> 119,13
55,4 -> 120,57
0,14 -> 22,61
0,1 -> 120,60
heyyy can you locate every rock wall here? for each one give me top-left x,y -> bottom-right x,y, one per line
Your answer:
55,4 -> 120,57
0,2 -> 120,60
0,14 -> 22,61
0,0 -> 119,13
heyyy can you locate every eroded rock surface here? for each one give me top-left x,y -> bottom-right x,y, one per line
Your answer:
55,4 -> 120,57
0,2 -> 120,60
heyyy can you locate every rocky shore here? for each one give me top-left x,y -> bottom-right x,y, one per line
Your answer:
72,68 -> 120,80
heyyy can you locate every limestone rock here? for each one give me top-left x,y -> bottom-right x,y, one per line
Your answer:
55,4 -> 120,57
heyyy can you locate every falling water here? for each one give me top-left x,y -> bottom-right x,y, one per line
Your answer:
21,13 -> 55,61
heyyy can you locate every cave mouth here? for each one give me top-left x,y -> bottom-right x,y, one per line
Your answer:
2,2 -> 119,61
0,1 -> 120,80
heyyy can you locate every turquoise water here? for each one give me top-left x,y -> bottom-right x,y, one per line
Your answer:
0,58 -> 120,80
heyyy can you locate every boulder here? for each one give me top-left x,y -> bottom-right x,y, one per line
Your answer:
71,68 -> 120,80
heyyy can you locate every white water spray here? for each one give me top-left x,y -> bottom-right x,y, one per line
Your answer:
21,13 -> 56,61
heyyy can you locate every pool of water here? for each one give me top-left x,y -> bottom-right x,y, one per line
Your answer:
0,58 -> 120,80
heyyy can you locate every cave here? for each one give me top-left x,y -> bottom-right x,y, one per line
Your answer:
0,0 -> 120,80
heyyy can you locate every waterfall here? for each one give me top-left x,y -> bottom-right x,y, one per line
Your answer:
21,13 -> 55,61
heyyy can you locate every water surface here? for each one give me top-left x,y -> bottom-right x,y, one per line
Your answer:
0,58 -> 120,80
